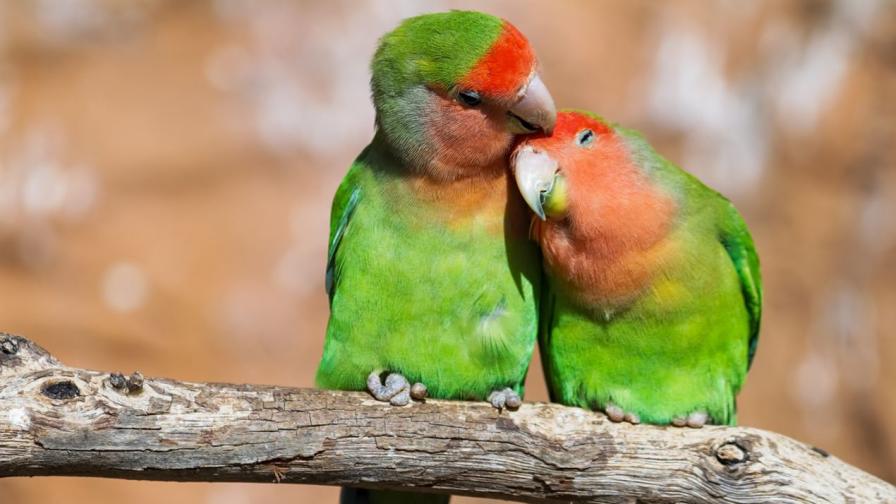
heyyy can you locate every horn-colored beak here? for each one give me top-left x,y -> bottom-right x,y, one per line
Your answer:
512,145 -> 558,220
508,74 -> 557,134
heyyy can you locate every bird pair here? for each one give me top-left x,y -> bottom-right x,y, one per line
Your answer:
316,10 -> 761,503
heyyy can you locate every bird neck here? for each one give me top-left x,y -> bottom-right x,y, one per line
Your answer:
367,136 -> 510,234
536,161 -> 678,307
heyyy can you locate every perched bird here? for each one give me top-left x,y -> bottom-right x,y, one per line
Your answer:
512,110 -> 761,427
316,11 -> 555,503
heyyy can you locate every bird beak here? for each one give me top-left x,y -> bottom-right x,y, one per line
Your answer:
508,73 -> 557,135
512,145 -> 558,220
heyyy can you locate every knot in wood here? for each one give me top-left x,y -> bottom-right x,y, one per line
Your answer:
811,446 -> 831,458
109,372 -> 144,394
0,336 -> 18,356
716,441 -> 748,465
109,372 -> 128,391
127,371 -> 144,393
41,380 -> 81,400
410,382 -> 428,401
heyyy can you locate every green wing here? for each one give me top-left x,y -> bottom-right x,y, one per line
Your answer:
719,202 -> 762,369
325,181 -> 362,305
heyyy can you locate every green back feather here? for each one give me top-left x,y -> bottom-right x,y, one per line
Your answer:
719,203 -> 762,369
326,185 -> 362,303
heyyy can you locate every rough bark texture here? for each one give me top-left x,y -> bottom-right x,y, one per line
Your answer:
0,334 -> 892,503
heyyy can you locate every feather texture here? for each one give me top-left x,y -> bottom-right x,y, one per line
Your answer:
519,111 -> 762,426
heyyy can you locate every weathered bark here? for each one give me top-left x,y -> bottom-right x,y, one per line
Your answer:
0,334 -> 892,503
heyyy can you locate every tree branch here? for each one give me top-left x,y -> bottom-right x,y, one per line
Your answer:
0,334 -> 892,503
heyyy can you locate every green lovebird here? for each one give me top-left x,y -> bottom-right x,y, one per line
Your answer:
511,110 -> 761,427
316,11 -> 555,502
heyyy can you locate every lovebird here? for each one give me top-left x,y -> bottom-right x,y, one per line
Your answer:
511,110 -> 761,427
316,11 -> 555,502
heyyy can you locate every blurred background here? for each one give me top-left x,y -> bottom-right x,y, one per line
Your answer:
0,0 -> 893,502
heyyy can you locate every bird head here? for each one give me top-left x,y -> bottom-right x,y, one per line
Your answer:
372,11 -> 556,178
511,110 -> 618,221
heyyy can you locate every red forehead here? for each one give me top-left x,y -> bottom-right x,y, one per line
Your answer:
554,112 -> 612,139
526,111 -> 613,148
460,21 -> 536,97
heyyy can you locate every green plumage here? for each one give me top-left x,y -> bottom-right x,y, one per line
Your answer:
369,12 -> 504,161
316,13 -> 542,503
540,124 -> 761,426
317,139 -> 540,399
371,11 -> 503,95
317,10 -> 539,399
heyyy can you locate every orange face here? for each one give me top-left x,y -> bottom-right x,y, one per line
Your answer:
511,111 -> 625,222
421,22 -> 555,180
519,111 -> 615,152
511,110 -> 678,306
423,90 -> 521,180
372,15 -> 556,181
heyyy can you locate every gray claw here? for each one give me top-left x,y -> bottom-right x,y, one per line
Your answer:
604,403 -> 641,424
367,371 -> 410,404
488,387 -> 521,411
390,389 -> 411,406
410,382 -> 428,401
671,410 -> 709,428
686,411 -> 708,428
488,390 -> 505,409
605,404 -> 625,423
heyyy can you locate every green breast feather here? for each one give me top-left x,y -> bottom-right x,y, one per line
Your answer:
317,144 -> 541,400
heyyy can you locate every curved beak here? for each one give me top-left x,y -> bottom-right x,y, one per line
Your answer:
508,73 -> 557,135
512,145 -> 558,220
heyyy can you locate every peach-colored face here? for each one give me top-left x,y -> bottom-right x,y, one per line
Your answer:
513,111 -> 619,186
512,111 -> 678,306
417,21 -> 555,181
512,111 -> 632,223
423,90 -> 517,179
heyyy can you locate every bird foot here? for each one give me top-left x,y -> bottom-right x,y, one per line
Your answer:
603,403 -> 640,424
671,410 -> 709,428
488,387 -> 522,411
366,371 -> 427,406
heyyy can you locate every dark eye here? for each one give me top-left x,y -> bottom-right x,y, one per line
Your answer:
458,90 -> 482,107
576,129 -> 595,147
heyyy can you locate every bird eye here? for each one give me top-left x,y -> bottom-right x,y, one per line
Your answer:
576,129 -> 595,147
458,90 -> 482,107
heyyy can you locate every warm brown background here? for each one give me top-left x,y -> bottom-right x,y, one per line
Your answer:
0,1 -> 893,502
